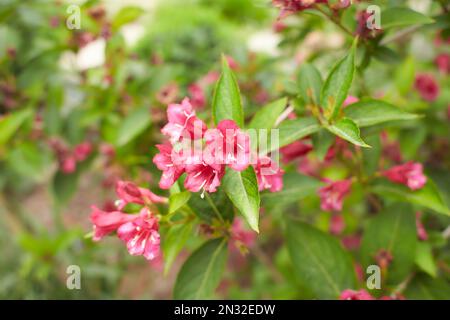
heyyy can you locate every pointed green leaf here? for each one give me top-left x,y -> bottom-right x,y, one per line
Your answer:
298,63 -> 323,106
415,242 -> 437,278
169,191 -> 191,214
116,107 -> 151,147
0,108 -> 33,146
173,238 -> 228,299
223,166 -> 260,232
320,40 -> 356,120
382,7 -> 434,29
163,221 -> 193,275
249,98 -> 287,130
271,117 -> 320,153
286,221 -> 356,299
327,118 -> 370,148
345,100 -> 420,128
212,56 -> 244,127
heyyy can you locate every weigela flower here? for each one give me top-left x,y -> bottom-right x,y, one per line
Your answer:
435,53 -> 450,74
329,214 -> 345,235
280,140 -> 313,164
184,160 -> 225,193
414,73 -> 440,102
188,83 -> 206,109
382,162 -> 427,190
117,208 -> 161,261
61,155 -> 76,174
73,142 -> 92,162
90,206 -> 137,241
115,180 -> 168,210
161,98 -> 206,144
231,217 -> 257,250
339,289 -> 374,300
343,95 -> 359,107
273,0 -> 327,18
156,83 -> 179,105
204,120 -> 251,171
153,143 -> 185,189
254,155 -> 284,192
375,249 -> 393,269
318,179 -> 352,212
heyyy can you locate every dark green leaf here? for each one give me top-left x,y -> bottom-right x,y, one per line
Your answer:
163,221 -> 194,275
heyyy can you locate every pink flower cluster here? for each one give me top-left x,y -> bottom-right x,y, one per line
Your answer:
339,289 -> 405,300
414,73 -> 440,102
49,139 -> 93,174
153,98 -> 284,194
90,181 -> 167,261
272,0 -> 328,18
382,161 -> 427,191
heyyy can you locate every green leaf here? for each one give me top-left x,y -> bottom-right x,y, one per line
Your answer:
163,221 -> 193,275
382,7 -> 434,29
116,107 -> 151,147
52,171 -> 80,205
262,173 -> 322,210
286,221 -> 356,299
272,117 -> 320,153
112,6 -> 145,30
371,179 -> 450,216
326,118 -> 370,148
320,39 -> 356,120
223,166 -> 260,232
0,108 -> 33,146
362,134 -> 381,176
404,274 -> 450,300
360,204 -> 417,284
249,98 -> 287,130
298,63 -> 323,106
395,56 -> 415,95
173,238 -> 228,299
345,100 -> 420,128
188,190 -> 234,223
415,242 -> 437,278
169,191 -> 191,214
212,56 -> 244,127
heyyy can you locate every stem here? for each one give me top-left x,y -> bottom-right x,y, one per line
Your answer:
204,192 -> 225,224
274,105 -> 294,127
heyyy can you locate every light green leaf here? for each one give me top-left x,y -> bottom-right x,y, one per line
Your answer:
212,56 -> 244,127
223,167 -> 260,232
382,7 -> 434,29
298,63 -> 323,106
320,39 -> 356,120
112,6 -> 145,30
0,108 -> 33,146
395,56 -> 415,95
286,221 -> 356,299
371,179 -> 450,216
405,275 -> 450,300
173,238 -> 228,299
345,100 -> 420,127
360,204 -> 417,284
52,171 -> 80,205
271,117 -> 320,153
312,129 -> 335,161
169,191 -> 191,214
163,221 -> 193,275
249,98 -> 287,130
326,117 -> 370,147
415,242 -> 437,278
116,107 -> 151,147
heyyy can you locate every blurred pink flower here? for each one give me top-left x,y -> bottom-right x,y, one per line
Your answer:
382,162 -> 427,190
435,53 -> 450,74
254,155 -> 284,192
343,95 -> 359,107
117,208 -> 161,261
416,212 -> 428,241
231,217 -> 256,248
161,98 -> 206,144
153,143 -> 185,189
90,206 -> 137,241
318,179 -> 352,212
74,142 -> 92,162
414,73 -> 440,102
61,156 -> 76,174
329,214 -> 345,235
280,140 -> 313,164
340,289 -> 374,300
188,83 -> 206,109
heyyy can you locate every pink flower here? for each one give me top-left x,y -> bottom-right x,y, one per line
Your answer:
382,162 -> 427,190
416,212 -> 428,241
231,217 -> 257,248
225,55 -> 239,70
329,214 -> 345,235
61,156 -> 76,174
343,95 -> 359,107
318,179 -> 352,212
74,142 -> 92,162
117,208 -> 161,261
204,120 -> 251,171
156,83 -> 179,105
435,53 -> 450,74
90,206 -> 137,241
184,161 -> 225,193
273,0 -> 327,18
280,141 -> 313,164
188,83 -> 206,109
115,180 -> 167,210
341,234 -> 361,251
153,143 -> 185,189
414,74 -> 440,102
161,98 -> 206,144
340,289 -> 374,300
254,155 -> 284,192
